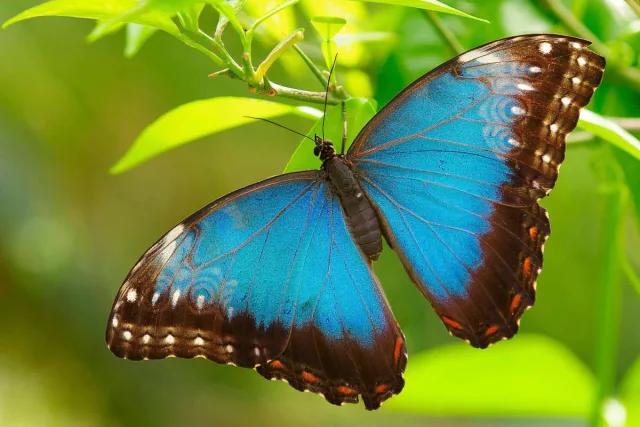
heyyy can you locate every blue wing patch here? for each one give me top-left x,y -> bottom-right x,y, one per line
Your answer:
348,34 -> 604,347
106,171 -> 406,409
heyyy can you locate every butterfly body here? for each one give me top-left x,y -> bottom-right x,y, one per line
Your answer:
107,35 -> 604,409
323,153 -> 384,261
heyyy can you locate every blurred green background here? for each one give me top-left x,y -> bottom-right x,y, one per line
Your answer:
1,0 -> 640,426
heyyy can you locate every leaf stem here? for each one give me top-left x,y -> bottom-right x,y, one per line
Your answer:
254,30 -> 305,83
590,155 -> 627,427
542,0 -> 640,91
250,0 -> 300,32
423,10 -> 464,55
196,30 -> 244,77
293,44 -> 329,88
174,32 -> 224,66
262,79 -> 343,105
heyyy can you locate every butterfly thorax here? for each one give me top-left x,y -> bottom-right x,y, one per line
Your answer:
323,154 -> 383,261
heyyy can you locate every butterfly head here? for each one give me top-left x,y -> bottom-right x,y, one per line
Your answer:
313,135 -> 336,161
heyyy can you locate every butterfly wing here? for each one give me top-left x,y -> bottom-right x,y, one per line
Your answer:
347,34 -> 605,348
106,171 -> 406,409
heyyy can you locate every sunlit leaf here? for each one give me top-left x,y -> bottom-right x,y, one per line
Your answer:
349,0 -> 488,22
2,0 -> 179,35
620,356 -> 640,426
284,98 -> 377,172
125,23 -> 158,57
578,110 -> 640,161
111,97 -> 319,174
389,335 -> 595,416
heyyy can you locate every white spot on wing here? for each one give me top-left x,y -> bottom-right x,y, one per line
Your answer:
539,42 -> 552,54
142,334 -> 151,344
529,66 -> 542,73
171,290 -> 181,307
157,240 -> 177,264
572,76 -> 582,85
151,292 -> 160,305
126,289 -> 137,303
164,224 -> 184,246
194,337 -> 205,346
577,56 -> 587,67
550,123 -> 560,133
517,83 -> 534,91
111,316 -> 119,328
165,334 -> 175,345
508,138 -> 521,147
196,295 -> 205,310
511,106 -> 525,116
542,153 -> 553,164
122,331 -> 132,341
561,96 -> 572,107
225,344 -> 234,353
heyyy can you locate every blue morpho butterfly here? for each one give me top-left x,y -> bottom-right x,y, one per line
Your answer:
107,34 -> 605,409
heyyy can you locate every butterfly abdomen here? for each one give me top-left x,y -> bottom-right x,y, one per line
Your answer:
324,157 -> 383,260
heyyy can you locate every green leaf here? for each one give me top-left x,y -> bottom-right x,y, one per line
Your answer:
311,16 -> 347,70
284,98 -> 377,172
349,0 -> 488,22
111,97 -> 319,174
578,110 -> 640,161
124,23 -> 158,57
2,0 -> 179,35
621,355 -> 640,426
389,335 -> 595,416
208,0 -> 245,38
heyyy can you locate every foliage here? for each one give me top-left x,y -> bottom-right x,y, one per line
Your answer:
2,1 -> 640,426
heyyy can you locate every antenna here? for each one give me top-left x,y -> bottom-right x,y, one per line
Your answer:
244,116 -> 315,142
321,54 -> 339,142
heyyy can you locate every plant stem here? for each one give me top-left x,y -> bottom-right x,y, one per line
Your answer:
196,30 -> 244,77
590,159 -> 627,427
423,10 -> 464,55
293,44 -> 329,88
263,79 -> 343,105
255,30 -> 305,83
174,33 -> 224,66
542,0 -> 609,53
542,0 -> 640,91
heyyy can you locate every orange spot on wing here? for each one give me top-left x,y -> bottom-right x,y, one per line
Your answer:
529,226 -> 538,240
510,293 -> 523,314
484,324 -> 500,336
375,384 -> 390,394
269,360 -> 284,370
301,370 -> 320,384
337,385 -> 358,396
393,337 -> 404,367
442,315 -> 463,331
523,257 -> 533,277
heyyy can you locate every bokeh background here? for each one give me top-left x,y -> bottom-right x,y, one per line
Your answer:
1,0 -> 639,426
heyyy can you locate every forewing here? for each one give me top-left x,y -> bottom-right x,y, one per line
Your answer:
347,34 -> 604,348
106,171 -> 406,409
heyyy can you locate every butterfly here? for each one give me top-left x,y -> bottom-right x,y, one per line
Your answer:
106,34 -> 604,409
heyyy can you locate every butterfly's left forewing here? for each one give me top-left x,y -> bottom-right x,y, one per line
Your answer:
106,171 -> 405,409
348,34 -> 604,348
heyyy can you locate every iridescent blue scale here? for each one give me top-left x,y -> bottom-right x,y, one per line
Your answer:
107,34 -> 605,410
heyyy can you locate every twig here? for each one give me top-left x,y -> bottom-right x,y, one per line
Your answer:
262,79 -> 343,105
542,0 -> 640,91
423,10 -> 464,55
293,44 -> 329,88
